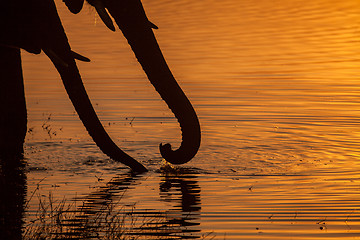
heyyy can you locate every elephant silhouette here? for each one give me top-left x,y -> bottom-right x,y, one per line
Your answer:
0,0 -> 201,172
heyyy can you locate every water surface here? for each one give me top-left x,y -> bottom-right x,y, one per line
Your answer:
22,0 -> 360,238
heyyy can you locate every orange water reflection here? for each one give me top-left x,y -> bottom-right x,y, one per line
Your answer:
21,0 -> 360,239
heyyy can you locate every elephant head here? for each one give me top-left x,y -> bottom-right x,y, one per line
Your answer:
64,0 -> 201,165
1,0 -> 147,172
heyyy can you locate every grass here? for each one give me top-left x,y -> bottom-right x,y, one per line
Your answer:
23,191 -> 165,239
22,179 -> 215,239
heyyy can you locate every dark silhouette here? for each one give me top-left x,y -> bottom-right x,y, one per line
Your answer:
1,2 -> 201,237
1,0 -> 200,171
50,172 -> 143,239
0,157 -> 27,240
63,168 -> 201,239
0,46 -> 27,161
159,167 -> 202,238
1,0 -> 146,172
65,0 -> 201,165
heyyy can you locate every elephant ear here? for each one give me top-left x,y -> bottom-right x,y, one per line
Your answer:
63,0 -> 84,14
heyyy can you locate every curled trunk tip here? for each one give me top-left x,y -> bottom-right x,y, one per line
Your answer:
159,121 -> 201,165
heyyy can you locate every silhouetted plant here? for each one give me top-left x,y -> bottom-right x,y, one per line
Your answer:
23,190 -> 213,239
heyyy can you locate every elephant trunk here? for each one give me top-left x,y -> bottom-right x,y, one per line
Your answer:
41,0 -> 147,172
104,0 -> 201,164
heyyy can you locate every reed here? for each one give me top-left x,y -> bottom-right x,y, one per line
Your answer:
23,191 -> 130,239
22,190 -> 213,239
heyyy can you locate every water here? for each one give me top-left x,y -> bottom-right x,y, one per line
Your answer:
20,0 -> 360,238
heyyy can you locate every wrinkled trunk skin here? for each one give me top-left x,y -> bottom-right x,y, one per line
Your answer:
38,0 -> 147,172
0,46 -> 27,162
104,0 -> 201,164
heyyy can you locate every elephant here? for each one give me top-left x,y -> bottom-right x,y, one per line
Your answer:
1,0 -> 147,172
67,0 -> 202,165
0,0 -> 201,172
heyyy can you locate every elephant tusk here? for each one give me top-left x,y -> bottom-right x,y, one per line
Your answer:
0,40 -> 41,55
0,44 -> 22,51
149,21 -> 158,29
46,49 -> 69,68
71,50 -> 91,62
88,0 -> 116,31
21,46 -> 42,55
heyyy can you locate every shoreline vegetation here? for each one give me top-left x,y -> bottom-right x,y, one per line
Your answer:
24,191 -> 151,239
23,167 -> 215,239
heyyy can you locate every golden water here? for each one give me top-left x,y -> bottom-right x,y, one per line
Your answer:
22,0 -> 360,238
